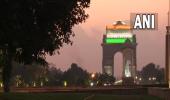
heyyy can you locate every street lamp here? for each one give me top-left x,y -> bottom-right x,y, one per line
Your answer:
64,81 -> 67,87
91,73 -> 95,79
135,76 -> 138,79
90,73 -> 95,87
152,77 -> 156,81
90,82 -> 94,87
0,83 -> 3,87
139,78 -> 142,81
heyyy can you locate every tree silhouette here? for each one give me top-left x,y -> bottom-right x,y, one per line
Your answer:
46,67 -> 63,86
11,62 -> 48,87
62,63 -> 89,86
0,0 -> 90,92
140,63 -> 165,84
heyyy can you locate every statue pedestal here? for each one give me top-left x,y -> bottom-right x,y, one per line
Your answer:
122,77 -> 135,85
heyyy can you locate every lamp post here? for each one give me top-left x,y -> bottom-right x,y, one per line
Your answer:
166,0 -> 170,88
90,73 -> 95,87
91,73 -> 95,79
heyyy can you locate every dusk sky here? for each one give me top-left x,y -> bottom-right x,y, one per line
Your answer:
47,0 -> 168,78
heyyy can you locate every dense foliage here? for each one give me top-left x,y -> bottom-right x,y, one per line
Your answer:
0,0 -> 90,92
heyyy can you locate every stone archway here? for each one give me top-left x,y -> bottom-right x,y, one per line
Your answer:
101,21 -> 137,84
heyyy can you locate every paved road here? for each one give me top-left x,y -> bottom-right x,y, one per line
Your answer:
6,87 -> 147,95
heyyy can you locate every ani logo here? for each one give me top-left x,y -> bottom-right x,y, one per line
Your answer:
131,13 -> 158,30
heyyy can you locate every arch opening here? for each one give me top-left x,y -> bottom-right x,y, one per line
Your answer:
114,52 -> 123,81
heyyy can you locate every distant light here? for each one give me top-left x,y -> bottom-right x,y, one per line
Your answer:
114,80 -> 123,84
149,77 -> 152,81
33,82 -> 36,87
152,77 -> 156,80
64,81 -> 67,87
96,81 -> 99,84
104,83 -> 107,86
0,83 -> 3,87
90,82 -> 94,87
40,81 -> 43,87
91,73 -> 95,78
139,78 -> 142,81
125,74 -> 131,78
16,82 -> 19,87
135,76 -> 138,79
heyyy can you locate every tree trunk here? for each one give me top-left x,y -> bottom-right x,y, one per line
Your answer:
2,49 -> 12,92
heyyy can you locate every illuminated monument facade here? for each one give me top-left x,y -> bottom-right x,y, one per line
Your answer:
102,21 -> 137,83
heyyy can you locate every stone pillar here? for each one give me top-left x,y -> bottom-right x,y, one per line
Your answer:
102,46 -> 114,76
165,26 -> 170,87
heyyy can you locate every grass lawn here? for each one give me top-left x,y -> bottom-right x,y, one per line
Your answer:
0,93 -> 163,100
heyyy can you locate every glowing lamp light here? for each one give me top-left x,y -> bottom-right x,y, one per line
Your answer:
91,73 -> 95,78
104,83 -> 107,86
114,80 -> 123,85
40,81 -> 43,87
135,76 -> 138,79
139,78 -> 142,81
90,82 -> 94,87
64,81 -> 67,87
0,83 -> 3,87
33,82 -> 36,87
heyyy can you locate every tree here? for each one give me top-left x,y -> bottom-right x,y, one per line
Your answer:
46,67 -> 63,86
0,0 -> 90,92
62,63 -> 89,86
11,62 -> 48,87
139,63 -> 165,84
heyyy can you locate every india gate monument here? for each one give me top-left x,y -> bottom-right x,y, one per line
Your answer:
101,21 -> 137,84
